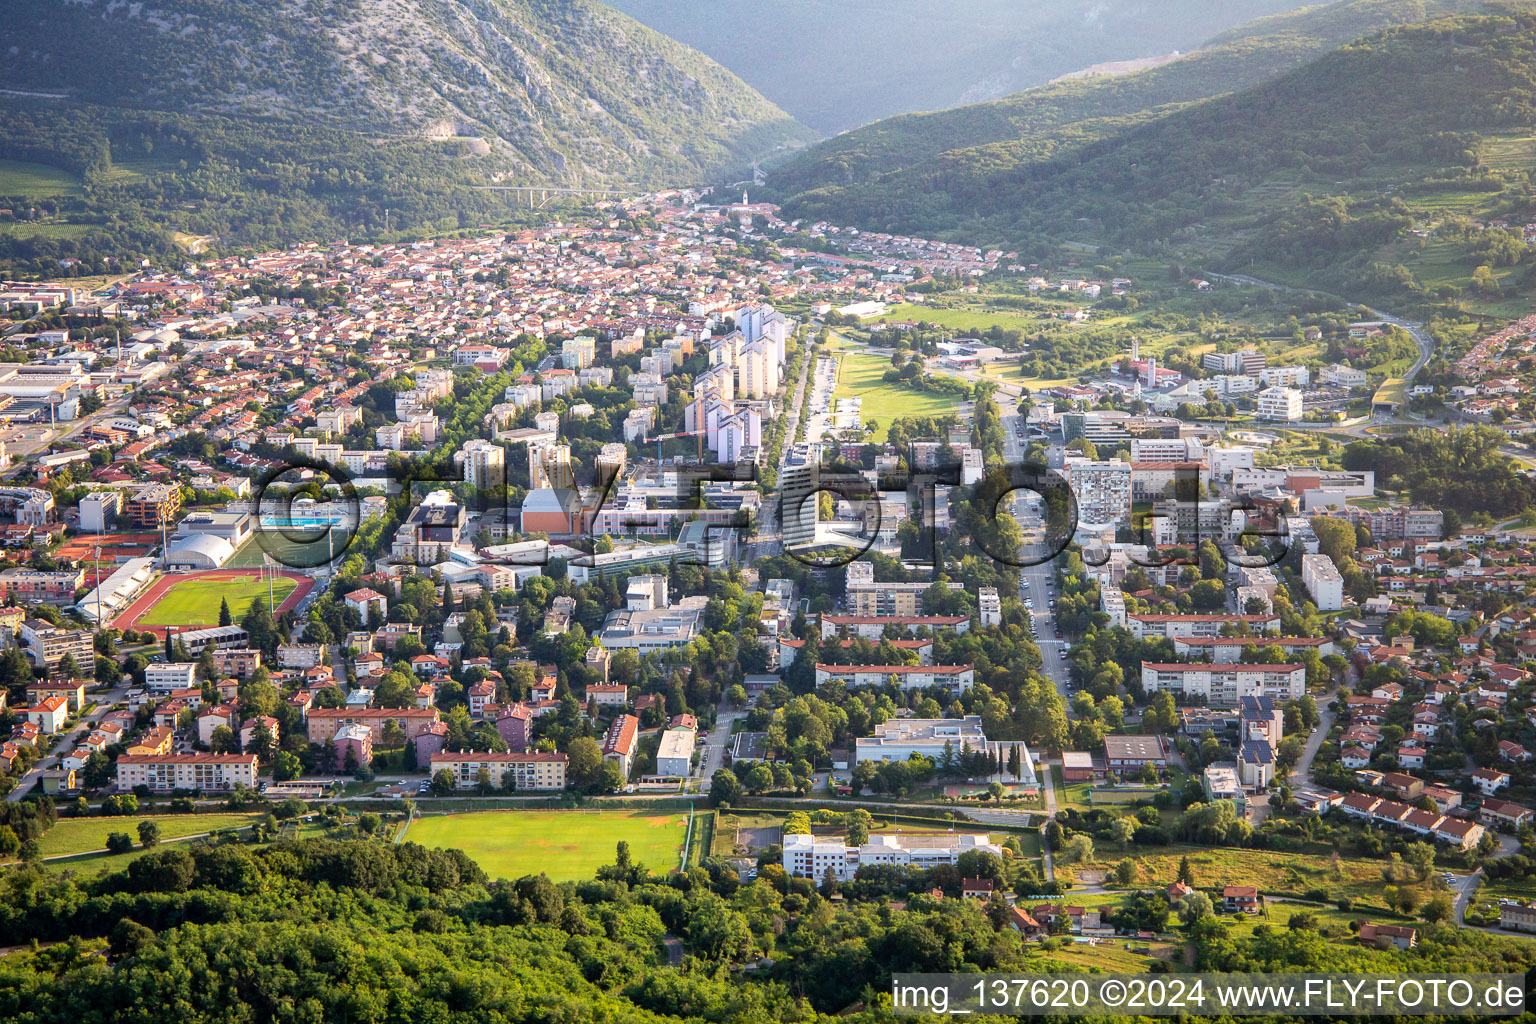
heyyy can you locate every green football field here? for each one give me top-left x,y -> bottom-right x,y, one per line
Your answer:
138,574 -> 297,626
403,810 -> 690,881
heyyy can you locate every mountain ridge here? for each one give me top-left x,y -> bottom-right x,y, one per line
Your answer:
768,0 -> 1486,197
0,0 -> 812,188
781,8 -> 1536,308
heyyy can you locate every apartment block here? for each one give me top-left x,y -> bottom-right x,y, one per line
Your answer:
1301,553 -> 1345,611
428,751 -> 569,790
115,753 -> 259,792
126,483 -> 183,528
1140,661 -> 1307,706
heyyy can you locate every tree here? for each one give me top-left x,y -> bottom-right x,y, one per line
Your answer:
209,725 -> 238,754
745,763 -> 774,793
430,769 -> 456,796
1422,891 -> 1454,923
273,750 -> 302,782
106,831 -> 133,854
357,812 -> 382,835
218,598 -> 232,627
709,768 -> 741,806
565,736 -> 604,789
109,918 -> 157,961
844,809 -> 871,846
1177,855 -> 1195,886
137,820 -> 161,848
1178,890 -> 1213,924
598,759 -> 627,792
1111,816 -> 1138,846
0,825 -> 17,858
1060,834 -> 1094,865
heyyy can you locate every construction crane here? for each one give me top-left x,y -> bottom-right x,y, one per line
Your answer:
653,429 -> 706,462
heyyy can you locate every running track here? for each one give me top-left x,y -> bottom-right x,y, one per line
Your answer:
110,568 -> 317,637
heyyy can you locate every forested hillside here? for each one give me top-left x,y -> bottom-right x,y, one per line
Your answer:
770,0 -> 1484,196
783,9 -> 1536,306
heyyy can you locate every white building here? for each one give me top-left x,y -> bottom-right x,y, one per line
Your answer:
80,491 -> 122,533
1256,387 -> 1304,422
459,439 -> 506,490
1258,365 -> 1311,389
144,662 -> 199,693
1066,459 -> 1132,525
977,587 -> 1001,628
655,727 -> 696,777
1321,363 -> 1369,389
1301,553 -> 1345,610
1100,587 -> 1126,629
784,831 -> 1002,882
1129,437 -> 1204,462
853,716 -> 1036,784
1139,661 -> 1306,706
815,663 -> 975,694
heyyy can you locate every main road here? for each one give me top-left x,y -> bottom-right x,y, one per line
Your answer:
748,324 -> 819,561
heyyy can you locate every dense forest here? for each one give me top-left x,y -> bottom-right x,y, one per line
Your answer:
2,833 -> 1534,1023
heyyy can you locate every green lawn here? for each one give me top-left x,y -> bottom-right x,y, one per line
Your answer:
34,813 -> 264,858
832,348 -> 960,438
139,573 -> 298,626
403,809 -> 691,881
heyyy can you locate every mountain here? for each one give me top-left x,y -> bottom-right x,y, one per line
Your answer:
780,7 -> 1536,307
770,0 -> 1485,197
0,0 -> 812,263
605,0 -> 1313,134
1,0 -> 811,186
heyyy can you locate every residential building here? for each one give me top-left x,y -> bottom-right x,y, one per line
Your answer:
0,567 -> 83,606
1256,387 -> 1304,422
427,751 -> 568,790
115,753 -> 259,792
783,831 -> 1002,882
18,619 -> 93,670
1139,662 -> 1306,706
655,727 -> 695,777
126,483 -> 183,528
144,662 -> 198,693
1066,460 -> 1132,525
814,663 -> 975,693
977,587 -> 1001,628
1301,553 -> 1345,611
603,714 -> 640,778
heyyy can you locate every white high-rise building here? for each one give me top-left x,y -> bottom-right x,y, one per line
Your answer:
1301,553 -> 1345,611
1066,460 -> 1132,525
978,586 -> 1001,627
1256,387 -> 1304,422
459,439 -> 505,490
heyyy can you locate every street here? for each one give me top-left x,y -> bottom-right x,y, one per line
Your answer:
7,681 -> 131,802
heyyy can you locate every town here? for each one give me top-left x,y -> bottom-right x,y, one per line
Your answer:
5,184 -> 1536,970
